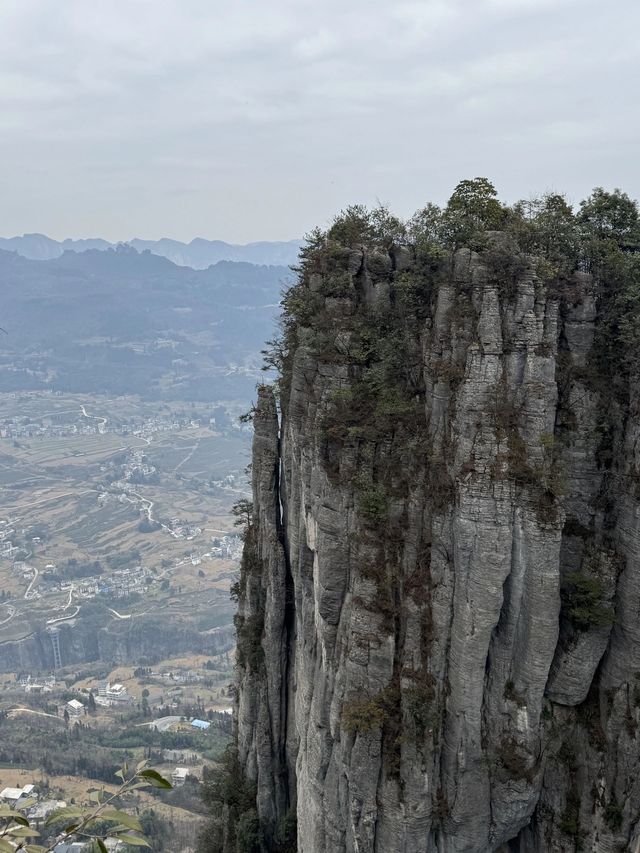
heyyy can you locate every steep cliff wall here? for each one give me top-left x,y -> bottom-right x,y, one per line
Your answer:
231,188 -> 640,852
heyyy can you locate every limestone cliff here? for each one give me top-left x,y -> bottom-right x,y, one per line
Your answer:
229,187 -> 640,852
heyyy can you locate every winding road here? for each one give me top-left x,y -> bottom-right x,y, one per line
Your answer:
46,606 -> 80,626
24,566 -> 39,600
108,607 -> 132,620
126,489 -> 175,536
7,707 -> 62,721
80,405 -> 107,428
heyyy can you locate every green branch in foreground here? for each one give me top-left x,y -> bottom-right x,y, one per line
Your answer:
0,761 -> 172,853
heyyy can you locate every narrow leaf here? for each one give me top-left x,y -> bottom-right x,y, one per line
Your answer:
0,809 -> 28,822
100,810 -> 143,832
113,834 -> 151,847
137,769 -> 172,789
7,825 -> 39,837
0,806 -> 19,816
45,806 -> 84,826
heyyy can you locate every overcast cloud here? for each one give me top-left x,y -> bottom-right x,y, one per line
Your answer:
0,0 -> 638,242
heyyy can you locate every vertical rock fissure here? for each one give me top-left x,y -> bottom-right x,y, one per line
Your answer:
276,415 -> 296,820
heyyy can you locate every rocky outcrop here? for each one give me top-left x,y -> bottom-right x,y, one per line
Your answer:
0,613 -> 234,672
234,223 -> 640,851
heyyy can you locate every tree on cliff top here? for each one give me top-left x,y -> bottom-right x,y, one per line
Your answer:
442,177 -> 505,246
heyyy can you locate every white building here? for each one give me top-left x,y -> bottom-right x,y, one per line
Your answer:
171,767 -> 189,786
0,784 -> 35,808
96,682 -> 133,706
66,699 -> 84,718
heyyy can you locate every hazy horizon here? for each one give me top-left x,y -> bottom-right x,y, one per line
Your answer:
0,231 -> 303,245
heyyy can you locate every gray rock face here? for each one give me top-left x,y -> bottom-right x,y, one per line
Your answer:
0,614 -> 232,672
234,243 -> 640,852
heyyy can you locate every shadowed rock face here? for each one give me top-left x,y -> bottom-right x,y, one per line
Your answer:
0,616 -> 234,672
234,236 -> 640,852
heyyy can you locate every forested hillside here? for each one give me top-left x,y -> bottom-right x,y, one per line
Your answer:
0,247 -> 290,400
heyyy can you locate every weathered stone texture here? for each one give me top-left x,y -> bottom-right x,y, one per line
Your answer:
235,245 -> 640,852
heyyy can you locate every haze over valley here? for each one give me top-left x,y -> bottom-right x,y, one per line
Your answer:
0,246 -> 290,400
0,239 -> 287,848
0,234 -> 303,269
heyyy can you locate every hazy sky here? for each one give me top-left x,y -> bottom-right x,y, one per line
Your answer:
1,0 -> 638,242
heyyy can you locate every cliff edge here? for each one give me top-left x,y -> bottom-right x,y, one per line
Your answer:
218,182 -> 640,852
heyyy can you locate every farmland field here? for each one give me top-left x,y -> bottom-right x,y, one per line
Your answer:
0,390 -> 248,666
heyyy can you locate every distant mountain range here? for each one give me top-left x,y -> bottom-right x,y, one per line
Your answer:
0,245 -> 291,401
0,233 -> 303,269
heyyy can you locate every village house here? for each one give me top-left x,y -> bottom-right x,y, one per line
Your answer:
66,698 -> 84,718
0,783 -> 36,808
96,682 -> 133,706
171,767 -> 189,787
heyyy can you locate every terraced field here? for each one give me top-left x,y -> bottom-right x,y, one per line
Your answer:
0,391 -> 247,666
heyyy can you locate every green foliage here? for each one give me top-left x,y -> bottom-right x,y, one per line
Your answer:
327,204 -> 406,249
138,810 -> 174,851
486,380 -> 566,522
238,408 -> 255,424
578,187 -> 640,246
570,188 -> 640,392
355,480 -> 388,525
234,808 -> 261,853
496,737 -> 534,781
562,572 -> 614,631
442,177 -> 506,246
199,747 -> 265,853
0,761 -> 171,852
508,193 -> 579,273
106,550 -> 141,570
484,240 -> 529,298
232,499 -> 253,533
235,613 -> 264,672
407,203 -> 444,252
327,205 -> 376,247
319,270 -> 354,298
341,695 -> 387,734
